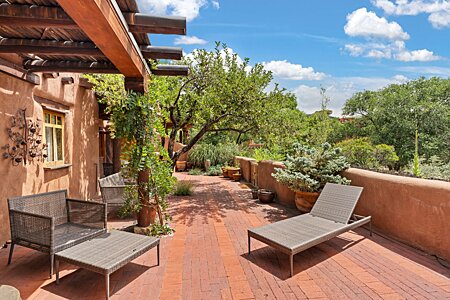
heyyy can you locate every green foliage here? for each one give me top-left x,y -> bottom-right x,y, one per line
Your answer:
374,144 -> 399,169
173,180 -> 194,196
147,223 -> 174,236
335,138 -> 377,168
205,165 -> 222,176
188,143 -> 240,167
188,168 -> 203,175
413,129 -> 421,176
272,143 -> 350,192
249,147 -> 285,162
117,186 -> 141,219
156,43 -> 304,163
84,74 -> 175,228
343,77 -> 450,166
408,156 -> 450,181
335,138 -> 399,169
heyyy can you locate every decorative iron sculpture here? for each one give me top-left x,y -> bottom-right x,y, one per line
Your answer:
2,109 -> 47,166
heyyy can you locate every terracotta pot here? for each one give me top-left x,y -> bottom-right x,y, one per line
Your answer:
204,159 -> 211,170
222,167 -> 229,178
295,191 -> 320,213
137,205 -> 157,227
176,160 -> 187,172
232,173 -> 241,181
227,167 -> 240,178
258,189 -> 275,203
251,189 -> 259,199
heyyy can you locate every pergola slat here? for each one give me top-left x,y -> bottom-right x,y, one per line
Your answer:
0,3 -> 77,28
23,60 -> 119,73
0,38 -> 103,56
0,4 -> 186,35
151,65 -> 189,76
124,13 -> 186,35
140,46 -> 183,60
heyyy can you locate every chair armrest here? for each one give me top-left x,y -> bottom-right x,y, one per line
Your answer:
66,199 -> 106,229
9,209 -> 54,247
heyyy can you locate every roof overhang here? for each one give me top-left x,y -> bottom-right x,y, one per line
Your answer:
0,0 -> 189,90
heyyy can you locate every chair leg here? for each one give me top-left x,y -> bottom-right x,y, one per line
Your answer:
289,254 -> 294,278
157,244 -> 160,266
7,243 -> 15,265
370,220 -> 373,237
248,235 -> 251,255
50,253 -> 54,278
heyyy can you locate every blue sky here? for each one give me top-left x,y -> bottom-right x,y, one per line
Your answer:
138,0 -> 450,115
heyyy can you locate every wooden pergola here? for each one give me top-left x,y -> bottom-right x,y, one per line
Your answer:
0,0 -> 189,92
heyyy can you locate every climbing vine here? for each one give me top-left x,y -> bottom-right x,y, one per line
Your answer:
85,74 -> 175,234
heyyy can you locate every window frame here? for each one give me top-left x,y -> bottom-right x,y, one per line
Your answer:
43,110 -> 65,167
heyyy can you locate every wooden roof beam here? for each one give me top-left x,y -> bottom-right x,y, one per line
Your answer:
140,46 -> 183,60
56,0 -> 148,78
0,4 -> 77,28
0,39 -> 182,60
151,65 -> 189,76
23,60 -> 119,73
0,38 -> 103,57
124,13 -> 186,35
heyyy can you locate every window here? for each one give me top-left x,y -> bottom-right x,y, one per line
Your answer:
43,110 -> 65,166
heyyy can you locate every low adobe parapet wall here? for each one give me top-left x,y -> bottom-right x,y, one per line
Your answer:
234,156 -> 450,261
344,168 -> 450,261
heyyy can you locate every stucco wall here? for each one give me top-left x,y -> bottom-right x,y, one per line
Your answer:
344,168 -> 450,261
236,155 -> 450,260
236,156 -> 254,182
0,70 -> 99,246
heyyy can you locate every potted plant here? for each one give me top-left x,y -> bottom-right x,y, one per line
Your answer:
272,142 -> 350,213
251,188 -> 259,199
232,172 -> 241,181
258,189 -> 275,203
227,167 -> 240,178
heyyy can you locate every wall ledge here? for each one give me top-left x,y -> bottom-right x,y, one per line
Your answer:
44,164 -> 72,170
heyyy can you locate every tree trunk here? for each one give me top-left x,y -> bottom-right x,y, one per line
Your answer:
137,169 -> 152,227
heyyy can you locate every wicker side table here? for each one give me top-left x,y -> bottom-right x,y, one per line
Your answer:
55,230 -> 160,299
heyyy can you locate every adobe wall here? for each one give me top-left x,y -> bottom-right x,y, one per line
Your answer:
344,168 -> 450,261
235,156 -> 450,260
236,156 -> 254,182
0,68 -> 99,246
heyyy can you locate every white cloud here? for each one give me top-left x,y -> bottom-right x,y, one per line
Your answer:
396,66 -> 450,76
344,21 -> 442,62
344,10 -> 441,62
137,0 -> 218,21
174,36 -> 208,45
211,0 -> 220,9
262,60 -> 326,81
292,75 -> 409,115
344,8 -> 410,40
372,0 -> 450,28
395,49 -> 441,61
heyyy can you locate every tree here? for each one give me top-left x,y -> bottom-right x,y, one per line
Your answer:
85,74 -> 175,232
153,43 -> 298,164
343,77 -> 450,167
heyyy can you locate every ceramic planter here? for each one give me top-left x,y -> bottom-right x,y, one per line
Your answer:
232,173 -> 241,181
295,191 -> 320,213
251,189 -> 259,199
176,160 -> 187,172
258,189 -> 275,203
227,167 -> 240,178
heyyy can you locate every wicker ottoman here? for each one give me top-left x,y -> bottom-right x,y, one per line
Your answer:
55,230 -> 160,299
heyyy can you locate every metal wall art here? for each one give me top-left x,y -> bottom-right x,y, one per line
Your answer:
2,109 -> 47,166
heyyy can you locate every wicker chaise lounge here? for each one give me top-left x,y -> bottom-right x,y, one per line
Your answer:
7,190 -> 106,277
98,173 -> 127,207
248,183 -> 372,277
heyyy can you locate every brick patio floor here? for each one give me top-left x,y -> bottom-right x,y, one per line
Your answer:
1,174 -> 449,299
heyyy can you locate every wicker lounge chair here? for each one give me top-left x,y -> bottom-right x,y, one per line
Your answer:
7,190 -> 106,277
248,183 -> 372,277
98,173 -> 127,207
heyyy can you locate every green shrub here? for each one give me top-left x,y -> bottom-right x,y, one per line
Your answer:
252,147 -> 285,162
272,142 -> 350,192
188,143 -> 240,167
173,181 -> 194,196
205,165 -> 222,176
336,138 -> 399,169
335,138 -> 377,168
407,156 -> 450,181
188,168 -> 202,175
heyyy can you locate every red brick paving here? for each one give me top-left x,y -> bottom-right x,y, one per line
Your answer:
0,174 -> 449,299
